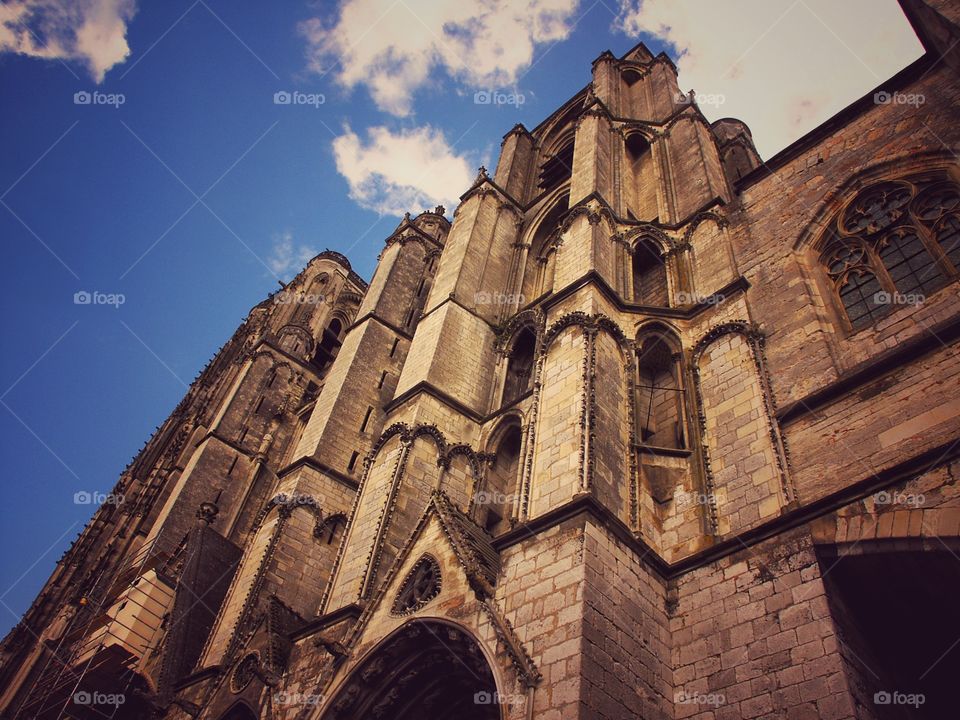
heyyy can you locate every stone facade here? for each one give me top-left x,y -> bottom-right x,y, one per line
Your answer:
2,1 -> 960,718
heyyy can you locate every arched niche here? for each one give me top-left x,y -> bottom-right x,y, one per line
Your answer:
521,194 -> 569,302
479,420 -> 523,534
502,327 -> 537,407
624,132 -> 658,221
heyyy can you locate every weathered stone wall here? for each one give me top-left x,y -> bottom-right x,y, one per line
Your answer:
671,528 -> 854,720
582,519 -> 673,720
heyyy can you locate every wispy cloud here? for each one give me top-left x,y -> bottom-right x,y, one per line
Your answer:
267,231 -> 316,278
332,123 -> 474,216
0,0 -> 137,82
299,0 -> 579,116
615,0 -> 923,157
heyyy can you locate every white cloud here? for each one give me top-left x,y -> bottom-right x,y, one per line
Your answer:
616,0 -> 924,158
299,0 -> 579,116
0,0 -> 136,82
268,231 -> 317,278
332,124 -> 474,216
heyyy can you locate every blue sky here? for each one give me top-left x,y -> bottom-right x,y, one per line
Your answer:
0,0 -> 923,635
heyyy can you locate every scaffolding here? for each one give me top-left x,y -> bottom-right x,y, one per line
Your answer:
15,529 -> 177,720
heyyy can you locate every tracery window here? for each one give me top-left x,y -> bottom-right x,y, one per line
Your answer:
391,555 -> 441,615
522,195 -> 568,301
538,139 -> 574,192
479,423 -> 522,535
625,133 -> 657,221
821,175 -> 960,331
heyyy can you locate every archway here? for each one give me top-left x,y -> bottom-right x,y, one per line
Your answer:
322,620 -> 501,720
815,539 -> 960,718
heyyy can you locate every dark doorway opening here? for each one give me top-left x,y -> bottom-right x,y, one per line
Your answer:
817,543 -> 960,719
323,620 -> 500,720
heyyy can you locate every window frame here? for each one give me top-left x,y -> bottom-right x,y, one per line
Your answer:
633,328 -> 691,456
820,175 -> 960,335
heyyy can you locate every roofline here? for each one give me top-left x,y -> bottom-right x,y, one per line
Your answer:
528,84 -> 592,137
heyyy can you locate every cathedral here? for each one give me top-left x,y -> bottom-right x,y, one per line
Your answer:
2,1 -> 959,718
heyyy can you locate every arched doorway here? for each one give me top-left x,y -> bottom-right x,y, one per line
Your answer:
322,620 -> 501,720
815,538 -> 960,718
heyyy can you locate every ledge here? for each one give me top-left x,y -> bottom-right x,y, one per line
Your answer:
778,313 -> 960,423
345,311 -> 415,341
384,381 -> 486,423
542,271 -> 749,320
277,456 -> 360,490
290,603 -> 362,642
174,664 -> 222,692
494,439 -> 960,579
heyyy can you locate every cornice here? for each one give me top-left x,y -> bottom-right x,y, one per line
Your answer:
384,381 -> 485,423
778,313 -> 960,423
276,456 -> 360,490
493,438 -> 960,580
538,270 -> 750,321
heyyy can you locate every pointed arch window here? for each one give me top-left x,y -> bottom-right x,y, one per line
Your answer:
820,175 -> 960,332
316,513 -> 346,545
539,139 -> 574,192
635,332 -> 686,450
521,195 -> 568,302
312,317 -> 344,375
479,423 -> 522,535
292,272 -> 329,325
824,242 -> 886,331
502,328 -> 536,407
625,133 -> 657,221
632,239 -> 669,306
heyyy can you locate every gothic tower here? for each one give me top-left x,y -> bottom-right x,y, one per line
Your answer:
2,1 -> 960,718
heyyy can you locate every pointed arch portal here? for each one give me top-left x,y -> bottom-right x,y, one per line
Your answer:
323,620 -> 501,720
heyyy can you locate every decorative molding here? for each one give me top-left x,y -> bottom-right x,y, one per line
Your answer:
480,599 -> 542,687
356,424 -> 486,603
681,211 -> 729,242
493,307 -> 546,355
622,224 -> 676,253
230,650 -> 260,695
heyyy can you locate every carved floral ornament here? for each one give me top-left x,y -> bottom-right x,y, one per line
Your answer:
391,554 -> 442,616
